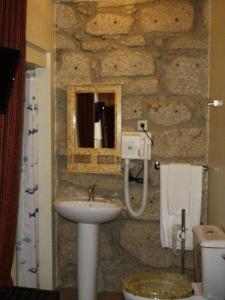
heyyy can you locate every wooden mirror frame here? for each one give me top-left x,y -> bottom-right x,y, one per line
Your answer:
67,84 -> 121,174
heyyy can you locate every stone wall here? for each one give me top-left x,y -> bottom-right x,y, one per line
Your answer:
55,0 -> 209,291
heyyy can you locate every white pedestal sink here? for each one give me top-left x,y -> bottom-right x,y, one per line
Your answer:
54,197 -> 123,300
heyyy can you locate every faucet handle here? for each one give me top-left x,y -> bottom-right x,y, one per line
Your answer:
88,184 -> 96,192
88,184 -> 96,201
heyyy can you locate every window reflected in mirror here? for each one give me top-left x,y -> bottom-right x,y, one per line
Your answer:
76,92 -> 115,149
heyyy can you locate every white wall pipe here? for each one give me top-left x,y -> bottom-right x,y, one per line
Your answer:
124,141 -> 149,218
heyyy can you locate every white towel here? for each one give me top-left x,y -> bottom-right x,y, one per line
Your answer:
160,164 -> 202,250
167,164 -> 191,216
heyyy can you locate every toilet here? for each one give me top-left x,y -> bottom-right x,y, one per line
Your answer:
123,225 -> 225,300
123,272 -> 193,299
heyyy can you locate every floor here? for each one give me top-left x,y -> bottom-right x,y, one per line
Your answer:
58,288 -> 124,300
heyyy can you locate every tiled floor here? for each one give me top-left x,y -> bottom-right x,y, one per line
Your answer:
58,288 -> 124,300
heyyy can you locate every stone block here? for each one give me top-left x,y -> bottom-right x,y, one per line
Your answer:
174,250 -> 194,270
145,36 -> 165,48
58,263 -> 76,287
101,49 -> 155,77
125,77 -> 158,95
56,4 -> 79,32
55,0 -> 73,2
168,35 -> 208,50
140,0 -> 194,33
187,98 -> 208,127
55,31 -> 78,49
142,196 -> 160,221
97,0 -> 148,8
56,52 -> 92,87
122,95 -> 143,120
57,216 -> 77,286
78,2 -> 96,15
120,35 -> 145,47
100,247 -> 157,291
56,180 -> 79,201
82,39 -> 112,51
122,183 -> 160,221
152,128 -> 207,158
99,227 -> 114,259
164,56 -> 208,96
93,78 -> 129,86
56,155 -> 67,179
201,0 -> 210,33
56,88 -> 67,123
121,5 -> 138,15
148,100 -> 192,126
120,222 -> 172,268
55,87 -> 67,156
55,122 -> 67,156
59,172 -> 124,197
85,13 -> 135,36
149,161 -> 160,187
201,188 -> 208,225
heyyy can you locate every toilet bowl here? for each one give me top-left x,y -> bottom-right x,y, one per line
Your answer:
123,272 -> 193,300
123,226 -> 225,300
123,273 -> 206,300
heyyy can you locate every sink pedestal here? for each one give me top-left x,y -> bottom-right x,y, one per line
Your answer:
78,223 -> 99,300
53,199 -> 123,300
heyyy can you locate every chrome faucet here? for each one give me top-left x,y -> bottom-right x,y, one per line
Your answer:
88,184 -> 96,202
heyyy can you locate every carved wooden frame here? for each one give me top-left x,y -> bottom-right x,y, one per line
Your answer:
67,84 -> 121,174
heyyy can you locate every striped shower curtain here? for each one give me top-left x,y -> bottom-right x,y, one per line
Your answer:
16,71 -> 39,288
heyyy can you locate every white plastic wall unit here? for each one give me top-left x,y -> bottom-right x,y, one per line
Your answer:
36,53 -> 53,290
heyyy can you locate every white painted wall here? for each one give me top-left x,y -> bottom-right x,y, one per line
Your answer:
208,0 -> 225,230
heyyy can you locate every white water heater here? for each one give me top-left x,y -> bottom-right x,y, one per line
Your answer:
122,132 -> 152,160
122,132 -> 152,219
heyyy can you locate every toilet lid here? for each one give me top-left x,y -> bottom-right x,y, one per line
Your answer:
123,272 -> 193,299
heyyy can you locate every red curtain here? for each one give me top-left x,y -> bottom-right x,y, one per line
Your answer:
0,0 -> 27,286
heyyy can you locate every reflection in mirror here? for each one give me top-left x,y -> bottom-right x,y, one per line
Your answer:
67,84 -> 121,174
76,92 -> 115,149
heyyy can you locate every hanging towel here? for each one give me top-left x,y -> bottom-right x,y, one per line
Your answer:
167,164 -> 191,216
160,164 -> 202,250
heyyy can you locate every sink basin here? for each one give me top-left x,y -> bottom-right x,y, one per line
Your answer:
54,197 -> 123,224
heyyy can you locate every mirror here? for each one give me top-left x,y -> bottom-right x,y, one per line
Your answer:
76,92 -> 115,149
67,85 -> 121,174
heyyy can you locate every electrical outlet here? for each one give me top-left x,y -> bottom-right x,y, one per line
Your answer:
137,120 -> 148,131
